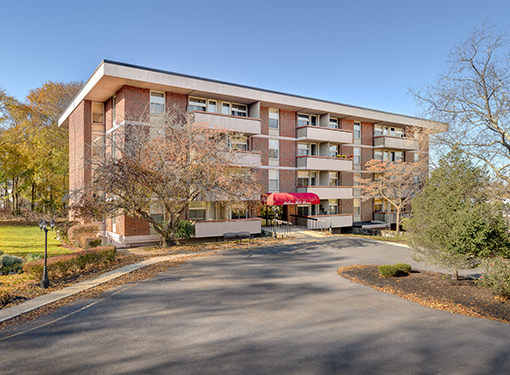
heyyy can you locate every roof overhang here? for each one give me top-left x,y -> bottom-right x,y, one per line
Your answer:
262,193 -> 320,206
59,60 -> 446,131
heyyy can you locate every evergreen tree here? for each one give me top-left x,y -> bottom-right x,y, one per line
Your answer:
405,149 -> 510,279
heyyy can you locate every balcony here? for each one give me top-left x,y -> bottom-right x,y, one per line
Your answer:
223,151 -> 261,167
374,212 -> 411,224
193,111 -> 261,135
297,186 -> 352,200
297,126 -> 352,144
297,156 -> 352,171
374,136 -> 419,151
194,218 -> 262,238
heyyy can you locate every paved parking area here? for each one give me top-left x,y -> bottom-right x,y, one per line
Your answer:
0,236 -> 508,374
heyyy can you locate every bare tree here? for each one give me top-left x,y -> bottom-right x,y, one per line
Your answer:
356,158 -> 427,234
411,23 -> 510,182
73,108 -> 262,247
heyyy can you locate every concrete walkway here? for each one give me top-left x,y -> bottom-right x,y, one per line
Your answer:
0,254 -> 194,323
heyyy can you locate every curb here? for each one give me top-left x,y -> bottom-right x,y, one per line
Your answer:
0,253 -> 200,324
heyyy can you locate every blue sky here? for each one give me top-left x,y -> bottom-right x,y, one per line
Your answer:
1,0 -> 509,117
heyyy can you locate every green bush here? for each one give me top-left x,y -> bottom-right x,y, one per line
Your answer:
394,263 -> 412,275
478,257 -> 510,298
378,265 -> 399,278
68,224 -> 99,247
0,254 -> 23,273
23,246 -> 117,279
177,220 -> 194,239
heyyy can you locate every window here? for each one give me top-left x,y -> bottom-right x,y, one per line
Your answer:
269,108 -> 279,129
112,96 -> 116,126
189,201 -> 206,220
298,171 -> 309,186
231,204 -> 247,219
92,135 -> 104,157
353,148 -> 361,165
208,100 -> 217,113
328,199 -> 338,214
374,199 -> 383,212
231,103 -> 247,117
310,171 -> 317,186
353,172 -> 361,196
374,125 -> 383,137
298,114 -> 309,127
374,150 -> 383,161
150,202 -> 164,225
269,139 -> 279,159
297,205 -> 309,216
354,122 -> 361,139
395,151 -> 404,162
269,170 -> 279,191
353,198 -> 361,215
298,143 -> 309,156
189,97 -> 206,112
222,102 -> 230,115
298,114 -> 318,127
150,92 -> 165,115
229,135 -> 248,151
92,103 -> 104,124
329,118 -> 338,129
395,128 -> 404,137
310,143 -> 317,156
329,145 -> 338,158
329,172 -> 338,186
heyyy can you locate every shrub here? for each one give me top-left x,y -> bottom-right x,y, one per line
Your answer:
68,224 -> 99,248
55,220 -> 79,244
0,289 -> 12,305
77,234 -> 102,250
177,220 -> 194,239
378,265 -> 399,278
478,257 -> 510,298
394,263 -> 412,275
379,263 -> 412,278
23,246 -> 117,279
0,254 -> 24,273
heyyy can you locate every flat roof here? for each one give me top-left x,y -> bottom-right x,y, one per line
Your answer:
59,60 -> 444,130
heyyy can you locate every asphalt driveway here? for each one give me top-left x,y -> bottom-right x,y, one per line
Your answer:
0,237 -> 509,374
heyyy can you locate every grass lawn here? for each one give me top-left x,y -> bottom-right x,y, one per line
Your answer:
0,225 -> 73,258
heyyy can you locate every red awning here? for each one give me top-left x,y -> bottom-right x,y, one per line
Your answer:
262,193 -> 320,206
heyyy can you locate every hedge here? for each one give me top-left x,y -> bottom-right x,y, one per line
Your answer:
23,246 -> 116,280
68,223 -> 99,248
379,263 -> 412,278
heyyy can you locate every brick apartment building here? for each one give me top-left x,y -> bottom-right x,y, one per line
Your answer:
59,60 -> 435,247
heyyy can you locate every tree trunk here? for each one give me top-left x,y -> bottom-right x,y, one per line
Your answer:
395,207 -> 401,235
452,269 -> 459,280
31,183 -> 36,211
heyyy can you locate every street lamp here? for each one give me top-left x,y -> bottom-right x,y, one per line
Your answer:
38,219 -> 55,289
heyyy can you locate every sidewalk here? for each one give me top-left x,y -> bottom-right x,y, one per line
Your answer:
0,254 -> 195,324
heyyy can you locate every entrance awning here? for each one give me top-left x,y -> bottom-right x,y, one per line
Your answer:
262,193 -> 320,206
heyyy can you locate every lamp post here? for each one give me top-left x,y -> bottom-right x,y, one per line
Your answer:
38,219 -> 55,289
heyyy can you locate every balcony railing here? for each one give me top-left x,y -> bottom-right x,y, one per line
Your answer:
223,151 -> 261,167
374,211 -> 411,224
296,186 -> 352,199
193,111 -> 261,135
297,126 -> 352,144
194,218 -> 262,238
297,156 -> 352,171
292,214 -> 353,229
374,136 -> 419,151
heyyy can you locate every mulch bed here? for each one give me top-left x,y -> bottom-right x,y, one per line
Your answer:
338,265 -> 510,324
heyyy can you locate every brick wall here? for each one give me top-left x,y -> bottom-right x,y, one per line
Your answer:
280,140 -> 295,168
341,199 -> 353,215
123,216 -> 151,236
280,109 -> 296,138
361,198 -> 373,221
280,170 -> 296,193
260,106 -> 269,135
361,122 -> 373,145
340,118 -> 354,132
361,147 -> 373,169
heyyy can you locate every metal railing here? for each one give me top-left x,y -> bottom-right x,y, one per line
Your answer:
290,214 -> 328,232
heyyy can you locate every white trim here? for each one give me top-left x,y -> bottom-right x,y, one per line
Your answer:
59,61 -> 444,130
105,231 -> 162,246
